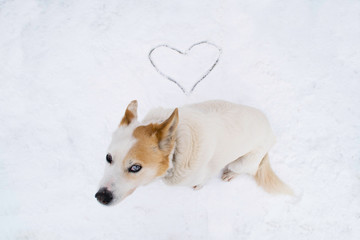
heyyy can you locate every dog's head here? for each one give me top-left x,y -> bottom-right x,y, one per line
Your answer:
95,100 -> 178,206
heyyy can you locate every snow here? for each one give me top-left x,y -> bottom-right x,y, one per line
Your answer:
0,0 -> 360,239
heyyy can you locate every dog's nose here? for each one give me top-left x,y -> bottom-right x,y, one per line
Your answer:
95,187 -> 113,205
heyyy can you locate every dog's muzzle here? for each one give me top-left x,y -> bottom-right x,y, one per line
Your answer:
95,187 -> 113,205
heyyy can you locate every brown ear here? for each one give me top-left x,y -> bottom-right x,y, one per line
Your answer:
156,108 -> 179,151
120,100 -> 138,126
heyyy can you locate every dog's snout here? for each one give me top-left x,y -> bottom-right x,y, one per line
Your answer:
95,187 -> 113,205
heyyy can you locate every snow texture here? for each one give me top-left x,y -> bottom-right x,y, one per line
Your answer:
0,0 -> 360,239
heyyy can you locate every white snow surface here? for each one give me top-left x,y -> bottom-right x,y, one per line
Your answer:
1,0 -> 360,239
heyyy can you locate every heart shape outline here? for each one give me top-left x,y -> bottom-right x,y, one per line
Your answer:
149,41 -> 222,95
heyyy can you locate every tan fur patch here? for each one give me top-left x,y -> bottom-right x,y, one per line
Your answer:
125,109 -> 178,177
120,109 -> 135,126
130,124 -> 170,176
119,100 -> 138,126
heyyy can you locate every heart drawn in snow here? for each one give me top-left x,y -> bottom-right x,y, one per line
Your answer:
149,41 -> 222,95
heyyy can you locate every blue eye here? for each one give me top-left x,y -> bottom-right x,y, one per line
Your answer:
129,164 -> 142,173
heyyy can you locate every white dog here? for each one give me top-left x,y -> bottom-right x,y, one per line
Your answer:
95,100 -> 292,205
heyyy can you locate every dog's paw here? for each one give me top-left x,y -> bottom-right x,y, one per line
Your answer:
192,184 -> 203,190
222,169 -> 238,182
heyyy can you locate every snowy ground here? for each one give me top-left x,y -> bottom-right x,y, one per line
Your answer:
1,0 -> 360,239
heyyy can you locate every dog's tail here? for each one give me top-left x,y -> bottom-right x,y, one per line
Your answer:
255,154 -> 293,195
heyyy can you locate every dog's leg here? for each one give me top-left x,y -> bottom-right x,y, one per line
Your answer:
192,176 -> 208,190
222,168 -> 239,182
222,151 -> 266,182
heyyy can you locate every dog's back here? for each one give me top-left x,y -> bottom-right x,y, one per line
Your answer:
186,100 -> 276,169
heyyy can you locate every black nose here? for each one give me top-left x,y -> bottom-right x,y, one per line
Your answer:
95,187 -> 113,205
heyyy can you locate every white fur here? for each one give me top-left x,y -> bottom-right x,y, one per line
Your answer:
99,122 -> 139,204
143,100 -> 276,187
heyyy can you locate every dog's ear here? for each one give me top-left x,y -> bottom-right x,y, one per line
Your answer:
120,100 -> 138,126
156,108 -> 179,151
